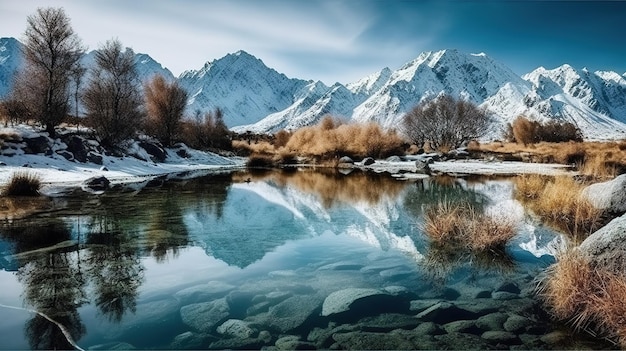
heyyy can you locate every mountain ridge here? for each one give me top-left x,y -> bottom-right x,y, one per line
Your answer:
1,37 -> 625,140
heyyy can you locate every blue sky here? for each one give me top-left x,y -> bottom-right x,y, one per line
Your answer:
1,0 -> 624,85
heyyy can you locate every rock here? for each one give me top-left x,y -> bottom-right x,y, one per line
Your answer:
338,156 -> 354,164
415,159 -> 431,174
180,298 -> 230,333
266,295 -> 321,332
82,176 -> 110,191
579,213 -> 626,274
540,330 -> 568,345
23,136 -> 50,154
503,314 -> 534,333
176,148 -> 189,158
434,333 -> 490,350
138,141 -> 167,162
386,155 -> 403,162
443,320 -> 481,334
100,166 -> 109,171
474,290 -> 492,299
412,321 -> 442,336
481,330 -> 519,344
495,282 -> 521,294
491,291 -> 519,300
170,331 -> 214,350
87,151 -> 103,165
416,302 -> 477,324
275,335 -> 315,350
475,312 -> 509,331
322,288 -> 399,317
357,313 -> 421,332
582,174 -> 626,214
56,150 -> 74,161
362,157 -> 375,166
174,281 -> 235,303
216,319 -> 256,338
65,135 -> 88,162
409,299 -> 443,313
332,330 -> 416,350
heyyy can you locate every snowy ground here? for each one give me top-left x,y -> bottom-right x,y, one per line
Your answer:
0,125 -> 575,195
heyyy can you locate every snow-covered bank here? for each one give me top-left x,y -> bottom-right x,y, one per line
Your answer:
0,125 -> 244,194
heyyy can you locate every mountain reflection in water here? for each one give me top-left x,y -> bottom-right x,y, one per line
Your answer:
0,169 -> 567,350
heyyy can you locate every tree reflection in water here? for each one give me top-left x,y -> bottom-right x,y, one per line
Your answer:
85,216 -> 144,322
6,221 -> 87,350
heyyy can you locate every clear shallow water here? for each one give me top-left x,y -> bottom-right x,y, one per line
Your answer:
0,169 -> 612,350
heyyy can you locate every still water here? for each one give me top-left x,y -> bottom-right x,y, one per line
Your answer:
0,169 -> 611,350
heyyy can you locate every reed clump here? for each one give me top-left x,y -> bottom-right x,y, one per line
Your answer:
2,171 -> 42,196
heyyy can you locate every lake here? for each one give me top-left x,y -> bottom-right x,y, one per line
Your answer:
0,169 -> 612,350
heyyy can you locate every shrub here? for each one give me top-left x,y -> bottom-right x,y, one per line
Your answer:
2,171 -> 42,196
509,116 -> 583,145
423,201 -> 516,251
144,75 -> 188,147
181,108 -> 231,151
246,154 -> 275,169
538,248 -> 626,347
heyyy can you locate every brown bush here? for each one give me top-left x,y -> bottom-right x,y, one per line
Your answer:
539,248 -> 626,347
144,75 -> 188,147
509,116 -> 582,145
2,171 -> 42,196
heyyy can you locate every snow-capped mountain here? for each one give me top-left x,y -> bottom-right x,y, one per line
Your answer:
178,50 -> 313,128
2,35 -> 626,140
80,49 -> 175,84
0,37 -> 23,97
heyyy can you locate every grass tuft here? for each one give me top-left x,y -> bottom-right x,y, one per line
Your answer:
2,171 -> 42,196
423,201 -> 517,252
514,175 -> 604,241
538,248 -> 626,347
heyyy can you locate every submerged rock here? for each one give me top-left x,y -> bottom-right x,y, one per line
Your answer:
266,295 -> 322,332
180,298 -> 230,333
217,319 -> 256,338
582,174 -> 626,214
322,288 -> 391,317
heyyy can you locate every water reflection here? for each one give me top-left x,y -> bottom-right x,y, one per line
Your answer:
0,170 -> 567,349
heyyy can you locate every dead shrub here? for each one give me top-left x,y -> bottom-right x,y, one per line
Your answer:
509,116 -> 583,145
246,154 -> 275,169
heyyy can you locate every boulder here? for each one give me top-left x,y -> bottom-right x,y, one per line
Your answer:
82,176 -> 110,191
338,156 -> 354,164
180,298 -> 230,333
139,141 -> 167,162
579,213 -> 626,274
362,157 -> 375,166
216,319 -> 256,338
65,135 -> 88,162
386,155 -> 403,162
321,288 -> 389,317
415,159 -> 431,174
56,150 -> 74,161
265,295 -> 322,333
582,174 -> 626,214
23,136 -> 50,154
87,151 -> 103,165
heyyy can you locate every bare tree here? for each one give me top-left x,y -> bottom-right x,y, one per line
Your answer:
144,75 -> 188,146
402,95 -> 491,151
13,7 -> 84,137
82,39 -> 144,148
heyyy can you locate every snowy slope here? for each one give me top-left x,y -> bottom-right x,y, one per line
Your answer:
2,35 -> 626,140
178,50 -> 311,128
0,37 -> 23,98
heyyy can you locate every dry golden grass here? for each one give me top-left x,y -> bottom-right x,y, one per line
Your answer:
539,248 -> 626,347
514,175 -> 604,241
479,140 -> 626,180
423,201 -> 517,252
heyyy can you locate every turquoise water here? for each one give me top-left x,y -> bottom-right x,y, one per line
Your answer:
0,170 -> 610,350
